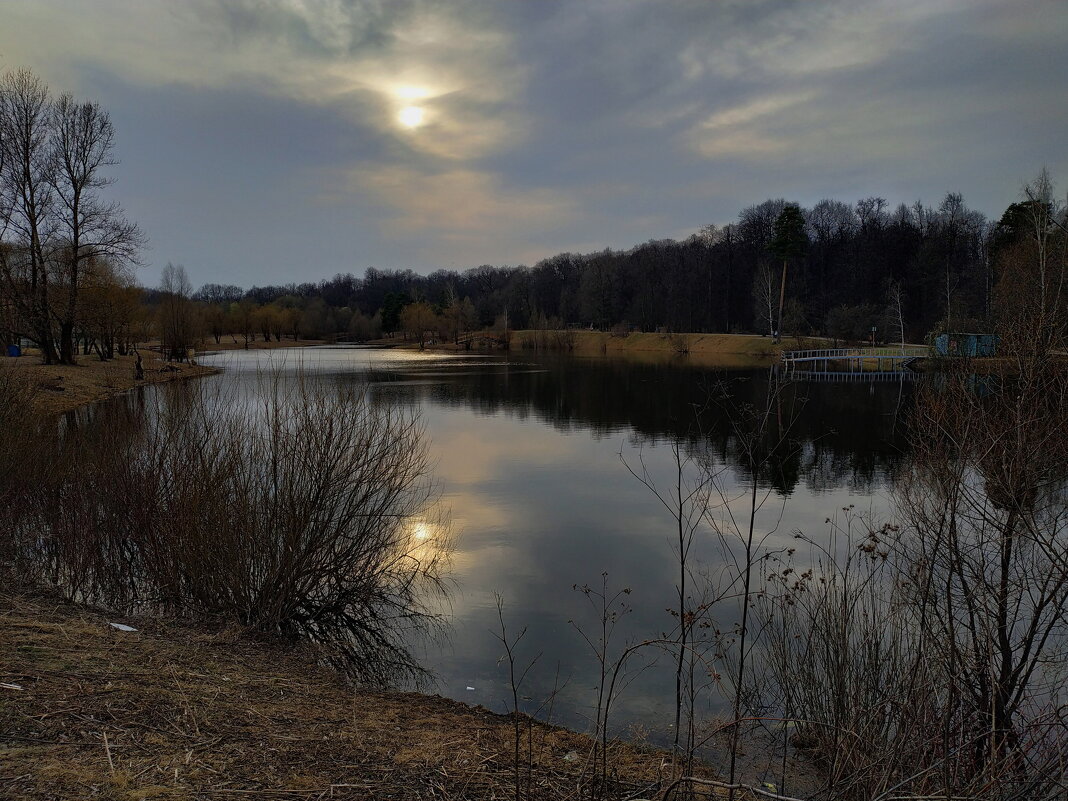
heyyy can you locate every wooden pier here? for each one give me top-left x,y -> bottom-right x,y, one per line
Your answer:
781,346 -> 929,374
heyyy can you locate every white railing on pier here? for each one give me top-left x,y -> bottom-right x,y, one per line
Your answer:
787,369 -> 920,383
781,346 -> 930,371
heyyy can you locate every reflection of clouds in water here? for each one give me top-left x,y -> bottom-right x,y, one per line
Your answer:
431,408 -> 586,486
200,345 -> 483,375
427,410 -> 706,727
427,404 -> 897,732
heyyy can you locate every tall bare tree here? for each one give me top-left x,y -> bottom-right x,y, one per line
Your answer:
0,68 -> 139,363
0,68 -> 58,362
159,263 -> 197,361
753,260 -> 776,337
49,92 -> 140,363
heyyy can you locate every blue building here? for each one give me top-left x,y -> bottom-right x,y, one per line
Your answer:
934,332 -> 998,358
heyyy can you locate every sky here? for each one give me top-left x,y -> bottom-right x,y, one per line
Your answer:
1,0 -> 1066,288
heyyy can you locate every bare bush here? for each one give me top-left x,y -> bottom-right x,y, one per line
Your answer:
893,364 -> 1068,797
15,373 -> 450,684
756,362 -> 1068,800
0,369 -> 39,565
757,514 -> 937,798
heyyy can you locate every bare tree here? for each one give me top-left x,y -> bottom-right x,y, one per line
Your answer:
0,68 -> 58,362
886,279 -> 906,355
753,261 -> 776,338
159,262 -> 197,361
399,301 -> 438,348
1002,170 -> 1068,364
755,215 -> 1068,798
892,357 -> 1068,797
49,92 -> 141,364
0,68 -> 140,363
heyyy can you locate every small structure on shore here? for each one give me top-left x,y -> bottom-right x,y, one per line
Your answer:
934,332 -> 997,358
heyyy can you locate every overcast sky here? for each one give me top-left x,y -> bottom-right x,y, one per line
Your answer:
2,0 -> 1065,287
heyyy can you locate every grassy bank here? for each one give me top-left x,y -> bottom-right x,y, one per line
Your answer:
510,330 -> 789,367
0,589 -> 701,801
382,330 -> 792,368
0,336 -> 327,417
0,349 -> 218,416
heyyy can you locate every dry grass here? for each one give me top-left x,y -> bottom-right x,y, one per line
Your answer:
0,589 -> 712,801
509,331 -> 789,368
0,349 -> 217,415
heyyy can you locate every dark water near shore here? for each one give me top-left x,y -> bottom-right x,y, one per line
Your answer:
182,346 -> 914,740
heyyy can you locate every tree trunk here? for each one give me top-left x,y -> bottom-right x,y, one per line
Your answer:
776,259 -> 788,343
59,320 -> 76,364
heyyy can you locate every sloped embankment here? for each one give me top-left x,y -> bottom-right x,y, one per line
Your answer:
0,590 -> 689,800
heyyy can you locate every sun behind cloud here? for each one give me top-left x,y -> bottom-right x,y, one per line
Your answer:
398,105 -> 425,128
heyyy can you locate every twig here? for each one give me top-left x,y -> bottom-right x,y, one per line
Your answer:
103,731 -> 115,776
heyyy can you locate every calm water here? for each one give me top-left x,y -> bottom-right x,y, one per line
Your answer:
177,346 -> 912,737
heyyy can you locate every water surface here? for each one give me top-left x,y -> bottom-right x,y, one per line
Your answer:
193,345 -> 912,736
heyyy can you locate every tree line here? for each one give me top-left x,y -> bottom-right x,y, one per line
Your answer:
183,187 -> 1045,349
182,185 -> 1052,351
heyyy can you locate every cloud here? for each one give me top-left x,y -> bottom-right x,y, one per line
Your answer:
340,164 -> 577,265
699,93 -> 817,131
0,0 -> 527,161
687,92 -> 815,157
676,0 -> 979,82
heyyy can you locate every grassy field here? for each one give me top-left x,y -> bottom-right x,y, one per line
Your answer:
0,589 -> 706,801
509,330 -> 792,368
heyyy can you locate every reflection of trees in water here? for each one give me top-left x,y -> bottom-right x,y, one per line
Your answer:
367,357 -> 912,495
16,378 -> 450,688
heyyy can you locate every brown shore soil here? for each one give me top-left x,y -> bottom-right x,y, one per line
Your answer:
0,349 -> 218,416
0,588 -> 727,801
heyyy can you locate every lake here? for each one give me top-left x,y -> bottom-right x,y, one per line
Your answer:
183,344 -> 913,743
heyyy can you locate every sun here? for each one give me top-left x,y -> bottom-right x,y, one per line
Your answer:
398,106 -> 425,129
